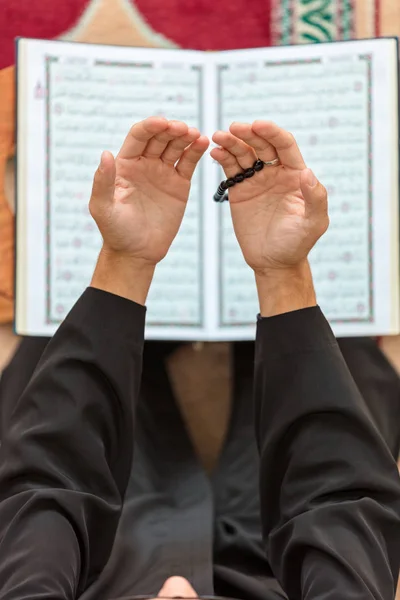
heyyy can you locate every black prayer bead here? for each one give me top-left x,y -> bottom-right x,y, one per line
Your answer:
234,172 -> 245,183
244,167 -> 255,178
213,190 -> 228,202
253,159 -> 264,172
226,178 -> 236,188
220,180 -> 229,191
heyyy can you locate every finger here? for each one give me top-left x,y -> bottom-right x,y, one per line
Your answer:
117,117 -> 169,160
161,127 -> 201,165
212,130 -> 257,169
143,120 -> 188,158
252,121 -> 306,170
300,169 -> 328,220
210,146 -> 242,178
229,122 -> 278,163
89,151 -> 116,216
175,136 -> 210,180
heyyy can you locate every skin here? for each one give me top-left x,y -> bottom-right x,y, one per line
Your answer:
89,115 -> 328,313
90,117 -> 210,303
157,576 -> 197,597
210,121 -> 328,316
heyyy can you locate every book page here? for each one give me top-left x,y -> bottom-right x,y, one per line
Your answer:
17,39 -> 206,338
214,39 -> 398,338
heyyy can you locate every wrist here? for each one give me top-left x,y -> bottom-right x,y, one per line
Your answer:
91,247 -> 155,306
255,260 -> 317,317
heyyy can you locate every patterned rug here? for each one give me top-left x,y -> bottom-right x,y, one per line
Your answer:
0,0 -> 397,321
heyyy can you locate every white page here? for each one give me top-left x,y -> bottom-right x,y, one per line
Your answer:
212,38 -> 399,339
16,39 -> 208,339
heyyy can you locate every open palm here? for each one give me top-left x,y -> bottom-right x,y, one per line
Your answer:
90,117 -> 209,265
211,121 -> 328,272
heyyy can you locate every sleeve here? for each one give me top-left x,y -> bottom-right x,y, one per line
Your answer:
338,337 -> 400,460
254,307 -> 400,600
0,336 -> 50,440
0,287 -> 146,599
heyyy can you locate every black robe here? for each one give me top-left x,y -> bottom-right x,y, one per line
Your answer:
0,287 -> 399,599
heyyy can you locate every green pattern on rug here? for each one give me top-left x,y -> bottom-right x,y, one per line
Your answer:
279,0 -> 354,45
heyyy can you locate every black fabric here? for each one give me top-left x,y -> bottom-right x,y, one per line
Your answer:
255,308 -> 400,600
0,292 -> 399,600
338,337 -> 400,459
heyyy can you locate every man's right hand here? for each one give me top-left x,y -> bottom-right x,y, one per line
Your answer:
89,117 -> 209,304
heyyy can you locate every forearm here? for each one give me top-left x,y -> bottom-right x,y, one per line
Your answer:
254,304 -> 400,599
0,277 -> 147,596
91,247 -> 155,305
255,259 -> 316,317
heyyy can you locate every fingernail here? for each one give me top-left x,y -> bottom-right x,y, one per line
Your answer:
307,169 -> 317,187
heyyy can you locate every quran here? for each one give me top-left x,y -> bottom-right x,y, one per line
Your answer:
15,37 -> 399,340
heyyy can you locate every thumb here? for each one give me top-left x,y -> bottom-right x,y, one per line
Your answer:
300,168 -> 328,221
89,151 -> 116,216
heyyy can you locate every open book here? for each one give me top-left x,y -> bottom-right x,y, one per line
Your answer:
16,37 -> 399,340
